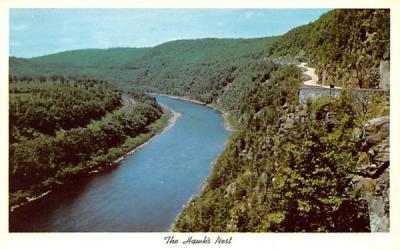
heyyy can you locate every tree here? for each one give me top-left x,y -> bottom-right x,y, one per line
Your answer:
268,94 -> 368,232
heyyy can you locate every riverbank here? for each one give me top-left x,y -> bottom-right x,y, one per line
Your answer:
11,95 -> 231,232
154,93 -> 206,105
112,105 -> 181,164
149,93 -> 237,132
10,106 -> 178,212
161,96 -> 238,231
208,104 -> 238,132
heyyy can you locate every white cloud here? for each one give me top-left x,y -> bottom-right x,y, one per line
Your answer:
11,24 -> 29,31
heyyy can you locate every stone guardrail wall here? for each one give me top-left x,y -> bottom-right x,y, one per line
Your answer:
299,85 -> 389,103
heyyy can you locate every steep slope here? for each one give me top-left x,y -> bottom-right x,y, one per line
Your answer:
9,78 -> 165,209
9,9 -> 390,231
268,9 -> 390,88
174,66 -> 389,232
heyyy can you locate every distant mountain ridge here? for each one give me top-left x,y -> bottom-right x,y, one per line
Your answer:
10,37 -> 278,103
9,9 -> 391,232
10,9 -> 389,95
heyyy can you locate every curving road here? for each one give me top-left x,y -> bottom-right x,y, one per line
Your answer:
101,94 -> 135,126
121,94 -> 136,113
297,62 -> 342,89
9,96 -> 231,232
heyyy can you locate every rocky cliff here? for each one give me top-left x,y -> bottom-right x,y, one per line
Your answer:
352,116 -> 390,232
268,9 -> 390,89
276,105 -> 389,231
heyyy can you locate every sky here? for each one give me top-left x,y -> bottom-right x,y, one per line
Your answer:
9,9 -> 329,58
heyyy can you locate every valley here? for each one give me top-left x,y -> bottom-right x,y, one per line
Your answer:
8,8 -> 390,232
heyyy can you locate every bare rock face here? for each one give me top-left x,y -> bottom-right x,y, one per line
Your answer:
318,64 -> 381,88
363,116 -> 390,147
353,116 -> 390,232
275,107 -> 389,232
359,116 -> 390,177
379,60 -> 390,90
369,167 -> 389,232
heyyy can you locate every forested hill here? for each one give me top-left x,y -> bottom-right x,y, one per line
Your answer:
9,9 -> 390,231
10,37 -> 277,103
9,78 -> 166,207
268,9 -> 390,88
10,9 -> 390,97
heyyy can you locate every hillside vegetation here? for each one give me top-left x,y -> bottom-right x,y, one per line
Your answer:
10,38 -> 277,103
174,63 -> 389,232
9,9 -> 390,231
9,78 -> 165,207
10,79 -> 120,141
268,9 -> 390,88
172,9 -> 390,232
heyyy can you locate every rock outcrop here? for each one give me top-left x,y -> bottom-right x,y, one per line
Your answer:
379,60 -> 390,90
353,116 -> 390,232
277,106 -> 390,232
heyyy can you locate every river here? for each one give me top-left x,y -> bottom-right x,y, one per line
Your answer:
9,96 -> 231,232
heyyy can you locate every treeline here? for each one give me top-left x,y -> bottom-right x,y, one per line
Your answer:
9,10 -> 390,96
268,9 -> 390,88
9,80 -> 163,207
9,74 -> 109,85
174,62 -> 389,232
8,9 -> 390,230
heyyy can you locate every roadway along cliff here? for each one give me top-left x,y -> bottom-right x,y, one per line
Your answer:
298,62 -> 342,89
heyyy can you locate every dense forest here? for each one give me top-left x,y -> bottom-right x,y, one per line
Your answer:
174,63 -> 389,232
10,77 -> 121,141
9,9 -> 390,231
171,9 -> 390,232
9,78 -> 166,207
9,10 -> 389,100
268,9 -> 390,88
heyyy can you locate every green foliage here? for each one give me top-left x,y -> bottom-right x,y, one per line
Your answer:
9,81 -> 165,206
353,92 -> 390,125
9,10 -> 387,231
268,9 -> 390,88
268,94 -> 369,231
10,38 -> 277,103
174,66 -> 371,232
10,80 -> 121,142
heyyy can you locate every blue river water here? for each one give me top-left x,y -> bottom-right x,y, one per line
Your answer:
9,96 -> 231,232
